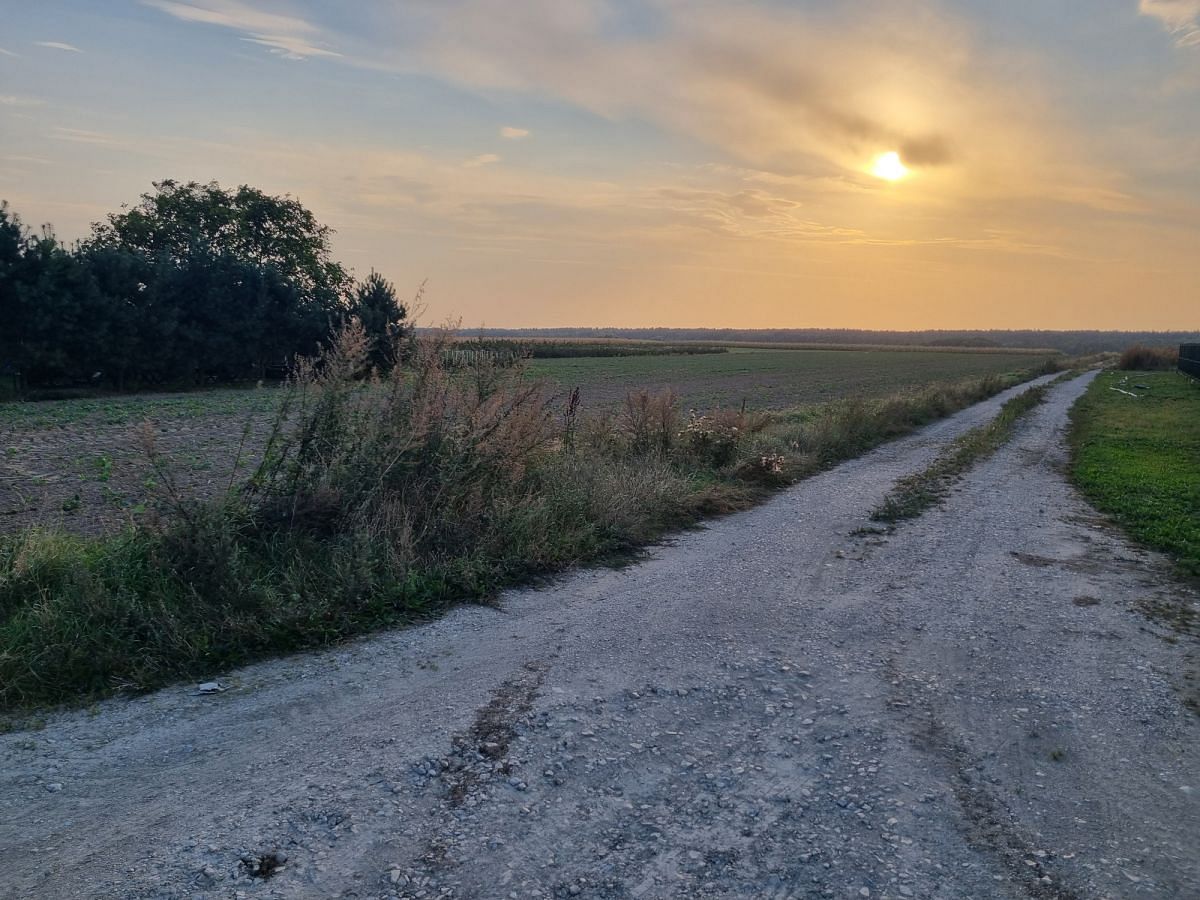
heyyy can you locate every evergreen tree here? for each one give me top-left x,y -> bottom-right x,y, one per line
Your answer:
350,270 -> 410,371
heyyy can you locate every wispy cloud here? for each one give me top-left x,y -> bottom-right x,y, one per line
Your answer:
51,127 -> 116,145
1140,0 -> 1200,47
464,153 -> 501,168
143,0 -> 340,60
500,126 -> 530,140
0,48 -> 20,58
367,0 -> 1141,217
34,41 -> 82,53
0,95 -> 44,107
241,36 -> 340,60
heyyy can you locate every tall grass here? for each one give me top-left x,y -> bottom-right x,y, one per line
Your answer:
0,332 -> 1076,710
1118,344 -> 1179,371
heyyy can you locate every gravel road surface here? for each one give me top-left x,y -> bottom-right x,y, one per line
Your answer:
2,371 -> 1196,899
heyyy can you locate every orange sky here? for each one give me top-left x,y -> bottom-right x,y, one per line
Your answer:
2,1 -> 1198,329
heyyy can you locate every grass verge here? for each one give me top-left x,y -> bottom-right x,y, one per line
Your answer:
871,377 -> 1063,525
0,336 -> 1075,712
1069,370 -> 1200,580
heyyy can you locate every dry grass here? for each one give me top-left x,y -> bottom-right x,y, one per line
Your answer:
0,330 -> 1081,711
1118,345 -> 1179,371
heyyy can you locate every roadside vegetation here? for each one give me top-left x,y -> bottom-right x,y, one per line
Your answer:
0,333 -> 1076,711
871,378 -> 1061,525
1070,368 -> 1199,579
1117,344 -> 1180,371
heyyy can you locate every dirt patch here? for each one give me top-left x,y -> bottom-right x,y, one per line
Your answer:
911,715 -> 1084,900
1009,550 -> 1133,576
1,407 -> 277,536
442,661 -> 548,806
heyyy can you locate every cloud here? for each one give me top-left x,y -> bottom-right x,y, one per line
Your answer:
241,36 -> 341,60
0,95 -> 44,107
0,48 -> 19,58
464,153 -> 501,167
500,126 -> 530,140
143,0 -> 340,60
1140,0 -> 1200,46
34,41 -> 81,53
346,0 -> 1142,218
51,127 -> 116,145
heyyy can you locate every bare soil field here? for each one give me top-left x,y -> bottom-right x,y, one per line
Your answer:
0,348 -> 1047,536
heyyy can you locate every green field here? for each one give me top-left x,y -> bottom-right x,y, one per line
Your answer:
529,348 -> 1048,410
1071,370 -> 1200,578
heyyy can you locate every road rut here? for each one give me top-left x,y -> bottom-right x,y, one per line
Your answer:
2,372 -> 1196,899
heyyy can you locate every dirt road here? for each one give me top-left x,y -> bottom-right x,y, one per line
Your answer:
2,372 -> 1196,899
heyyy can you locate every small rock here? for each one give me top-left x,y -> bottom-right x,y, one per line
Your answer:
45,782 -> 63,793
197,682 -> 225,695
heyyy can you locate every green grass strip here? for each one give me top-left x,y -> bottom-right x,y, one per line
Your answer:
871,379 -> 1060,525
1069,370 -> 1200,579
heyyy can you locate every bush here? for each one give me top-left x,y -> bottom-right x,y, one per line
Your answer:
1118,345 -> 1178,371
620,389 -> 680,456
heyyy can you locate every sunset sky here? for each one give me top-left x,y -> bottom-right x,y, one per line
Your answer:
2,1 -> 1198,329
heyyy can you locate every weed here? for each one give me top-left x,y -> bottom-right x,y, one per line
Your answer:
1117,345 -> 1179,372
0,333 -> 1072,711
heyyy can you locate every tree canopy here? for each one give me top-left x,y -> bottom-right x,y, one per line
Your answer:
0,183 -> 409,391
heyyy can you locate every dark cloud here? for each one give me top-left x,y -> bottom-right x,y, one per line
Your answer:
900,135 -> 954,166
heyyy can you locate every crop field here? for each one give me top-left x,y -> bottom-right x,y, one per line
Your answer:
0,347 -> 1050,537
529,347 -> 1049,410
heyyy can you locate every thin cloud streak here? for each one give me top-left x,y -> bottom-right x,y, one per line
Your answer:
50,127 -> 117,145
34,41 -> 82,52
143,0 -> 340,60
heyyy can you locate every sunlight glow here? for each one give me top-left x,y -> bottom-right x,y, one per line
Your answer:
871,151 -> 909,181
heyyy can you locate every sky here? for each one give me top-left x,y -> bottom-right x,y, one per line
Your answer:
1,1 -> 1198,330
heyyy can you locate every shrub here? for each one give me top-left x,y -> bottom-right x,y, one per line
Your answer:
677,408 -> 769,468
1118,345 -> 1179,371
620,389 -> 680,456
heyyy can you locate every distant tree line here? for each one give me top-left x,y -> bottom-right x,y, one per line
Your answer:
0,181 -> 409,391
471,327 -> 1200,355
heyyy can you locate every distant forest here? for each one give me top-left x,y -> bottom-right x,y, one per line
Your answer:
468,328 -> 1200,355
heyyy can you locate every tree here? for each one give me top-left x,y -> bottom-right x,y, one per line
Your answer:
85,181 -> 355,383
0,205 -> 106,386
350,270 -> 410,371
1,186 -> 410,390
89,180 -> 351,301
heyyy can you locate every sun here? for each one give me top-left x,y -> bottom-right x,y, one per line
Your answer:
871,151 -> 909,181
